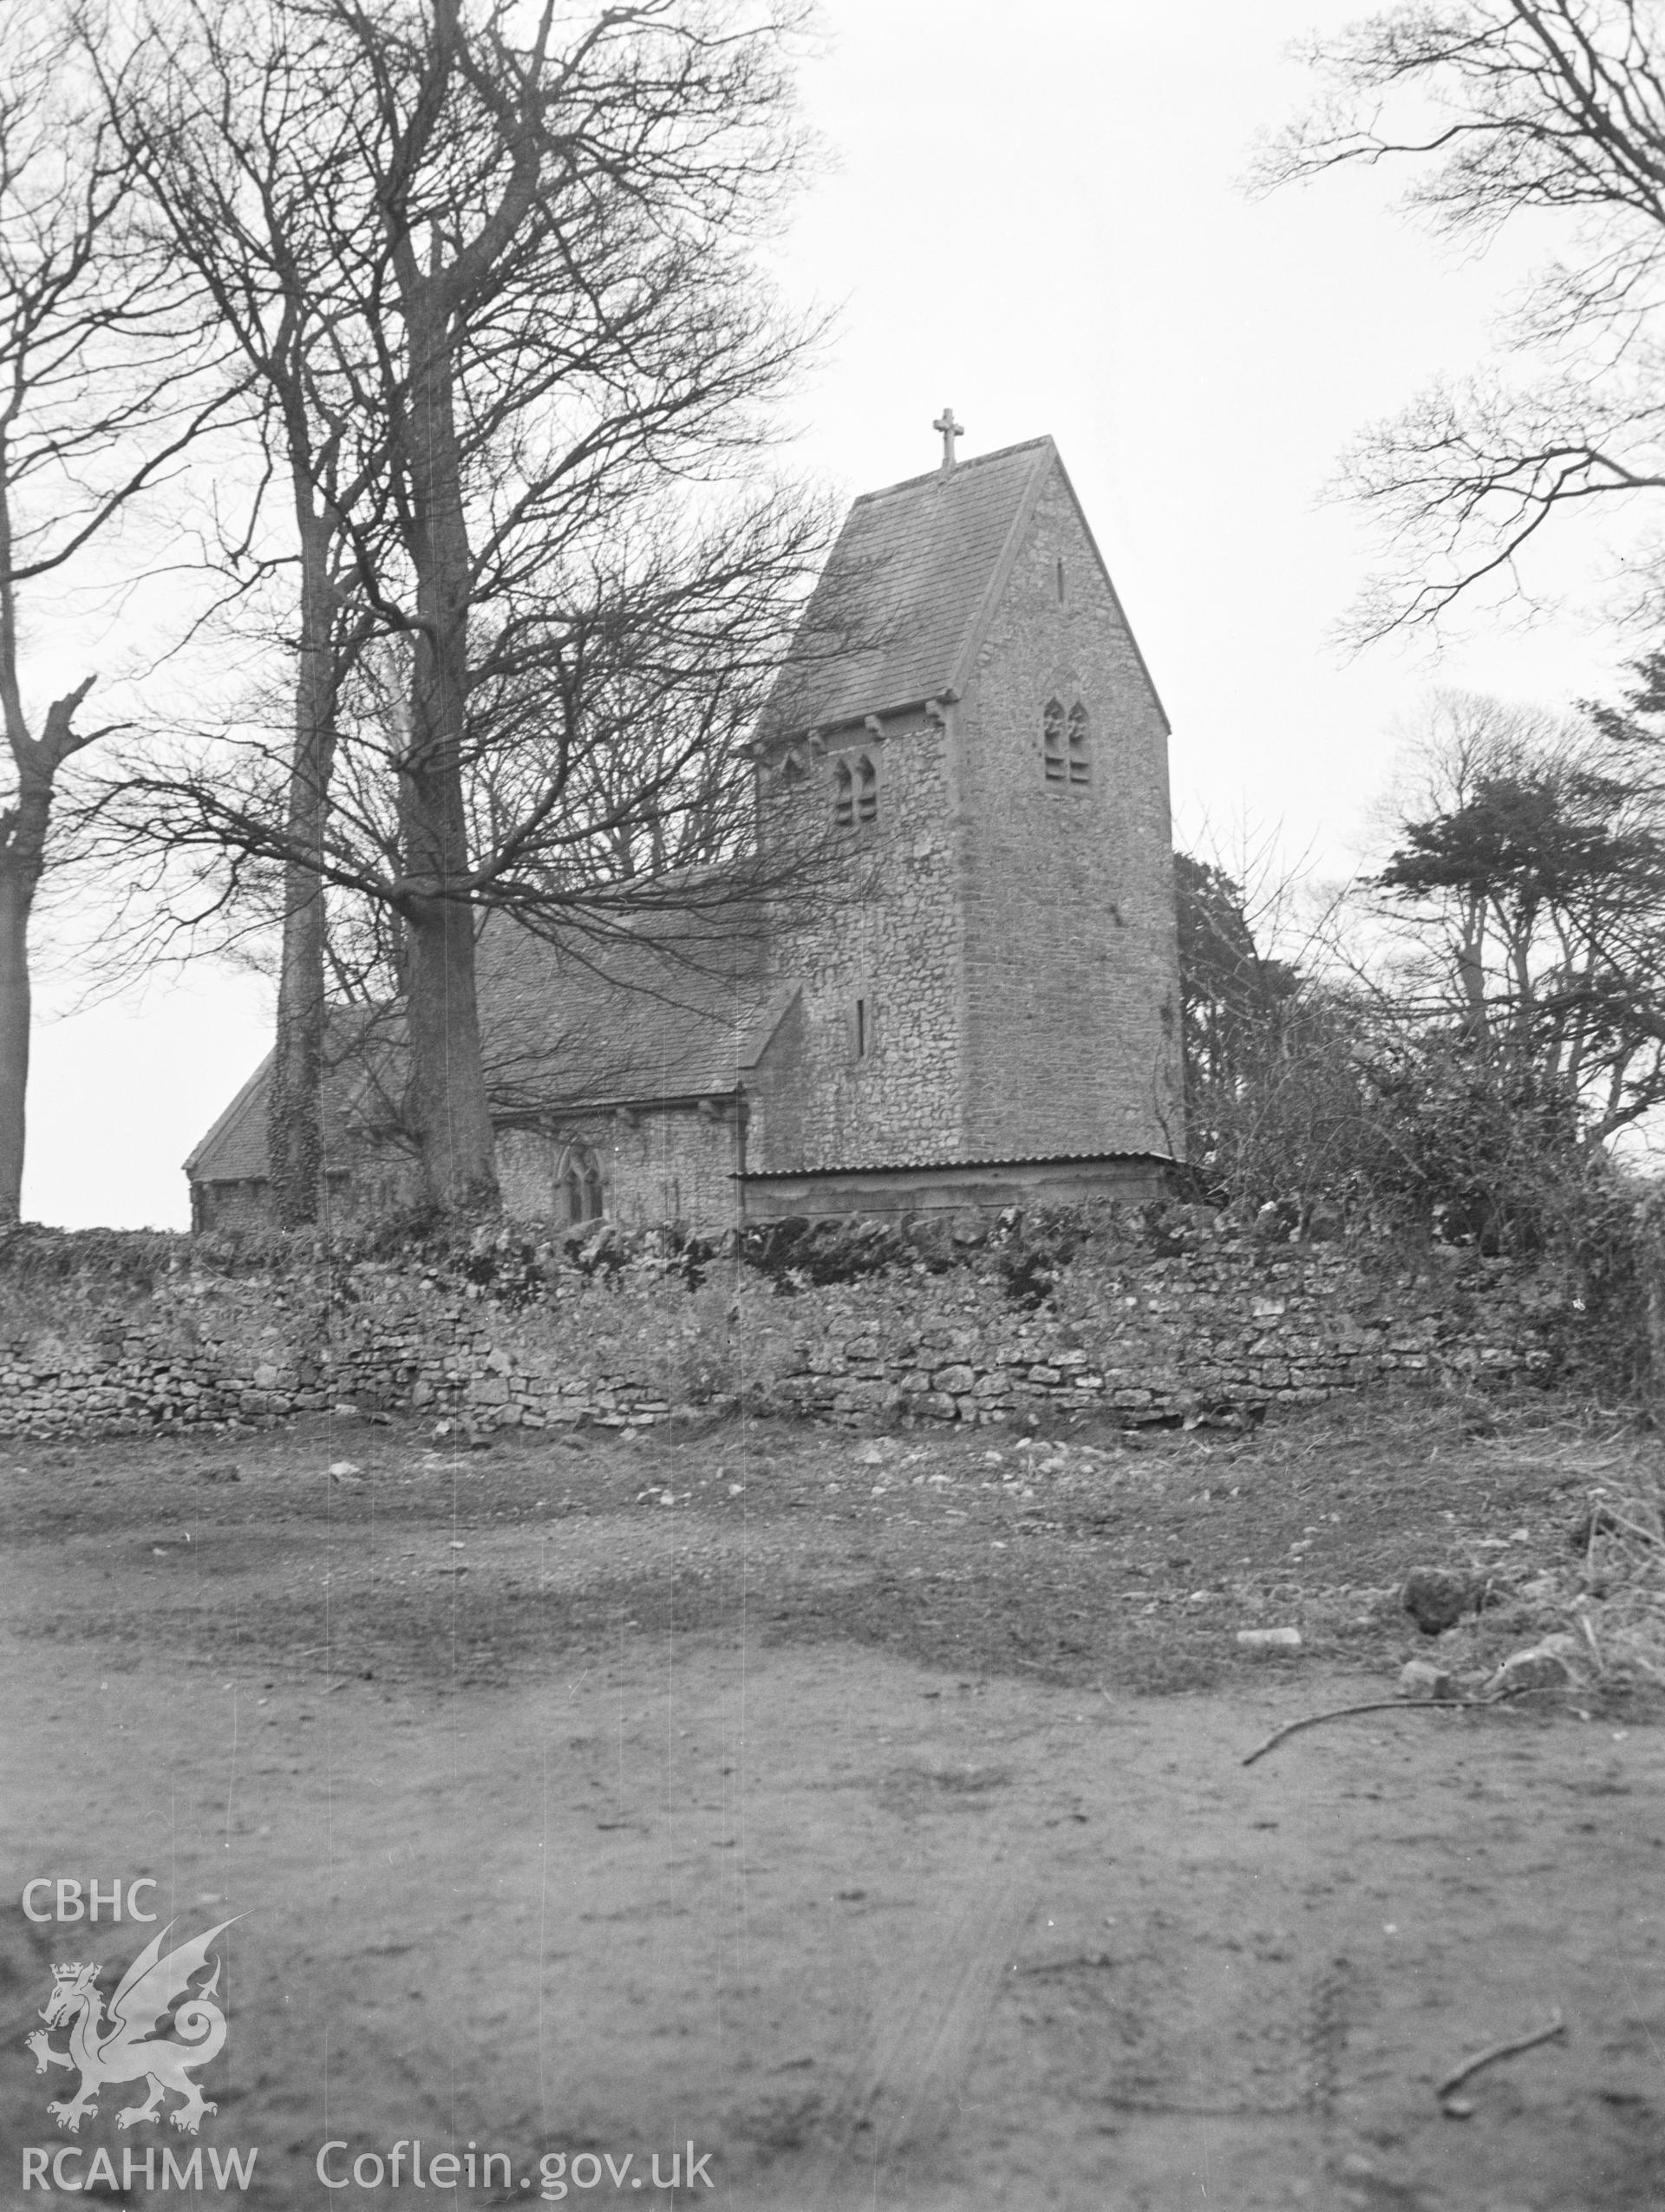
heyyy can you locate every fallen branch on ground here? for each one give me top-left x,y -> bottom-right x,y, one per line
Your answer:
1437,2010 -> 1566,2101
1240,1692 -> 1532,1766
1243,1698 -> 1475,1765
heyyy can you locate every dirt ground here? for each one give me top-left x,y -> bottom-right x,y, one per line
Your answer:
3,1393 -> 1663,2210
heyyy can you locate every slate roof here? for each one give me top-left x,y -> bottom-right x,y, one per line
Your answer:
765,437 -> 1053,736
186,916 -> 793,1182
764,433 -> 1168,740
185,1006 -> 407,1183
185,1061 -> 271,1183
758,447 -> 999,738
473,910 -> 790,1113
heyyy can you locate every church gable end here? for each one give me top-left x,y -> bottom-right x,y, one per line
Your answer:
954,452 -> 1182,1162
748,432 -> 1181,1186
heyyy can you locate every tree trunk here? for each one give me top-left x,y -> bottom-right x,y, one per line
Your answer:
402,888 -> 496,1211
0,684 -> 91,1229
396,288 -> 498,1215
0,832 -> 35,1227
1456,897 -> 1489,1053
266,505 -> 338,1229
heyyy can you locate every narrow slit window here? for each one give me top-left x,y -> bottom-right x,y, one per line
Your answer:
1068,701 -> 1090,784
1042,698 -> 1066,782
1056,556 -> 1066,604
856,754 -> 878,825
855,997 -> 868,1059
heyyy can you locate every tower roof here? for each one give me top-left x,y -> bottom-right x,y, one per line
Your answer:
766,437 -> 1052,737
762,434 -> 1166,739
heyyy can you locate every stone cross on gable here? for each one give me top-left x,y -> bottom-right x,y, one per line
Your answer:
932,406 -> 963,473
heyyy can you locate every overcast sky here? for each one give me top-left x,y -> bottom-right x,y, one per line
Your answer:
24,0 -> 1645,1230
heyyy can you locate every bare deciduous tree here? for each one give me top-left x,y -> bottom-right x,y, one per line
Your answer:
102,0 -> 408,1226
0,10 -> 226,1227
98,0 -> 828,1217
1259,1 -> 1665,639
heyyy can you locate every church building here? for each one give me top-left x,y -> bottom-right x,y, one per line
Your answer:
186,424 -> 1184,1233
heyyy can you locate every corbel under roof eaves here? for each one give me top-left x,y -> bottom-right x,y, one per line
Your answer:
798,695 -> 950,745
497,1086 -> 748,1121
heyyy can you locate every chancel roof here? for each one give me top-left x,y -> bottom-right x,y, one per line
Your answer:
764,437 -> 1057,738
186,914 -> 793,1183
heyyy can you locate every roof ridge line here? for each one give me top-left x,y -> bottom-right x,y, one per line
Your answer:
851,434 -> 1054,507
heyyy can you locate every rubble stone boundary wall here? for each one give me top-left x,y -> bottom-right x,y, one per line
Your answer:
0,1216 -> 1571,1443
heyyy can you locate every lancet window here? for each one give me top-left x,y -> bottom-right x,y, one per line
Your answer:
558,1144 -> 604,1226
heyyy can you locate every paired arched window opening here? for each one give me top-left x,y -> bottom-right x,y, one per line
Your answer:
1068,702 -> 1089,783
777,747 -> 807,789
558,1143 -> 604,1227
834,751 -> 878,828
1043,698 -> 1090,787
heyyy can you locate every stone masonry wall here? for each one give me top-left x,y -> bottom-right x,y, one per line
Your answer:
753,708 -> 965,1171
0,1219 -> 1568,1443
495,1112 -> 742,1236
958,462 -> 1184,1160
